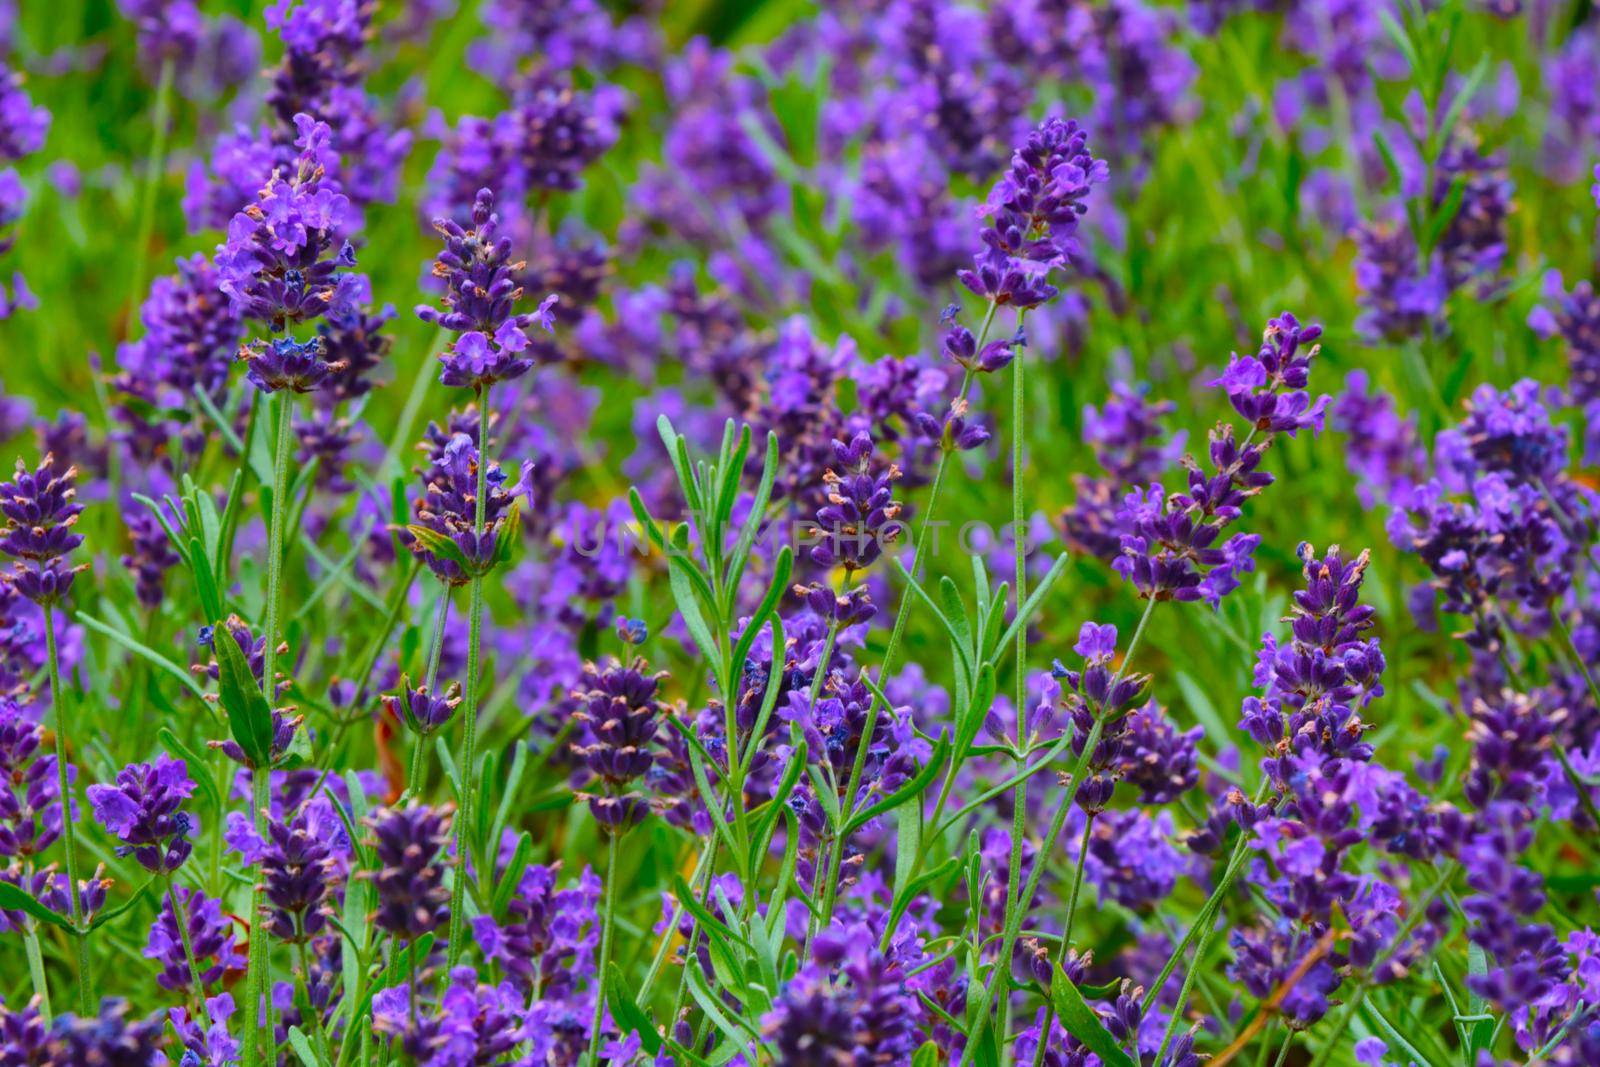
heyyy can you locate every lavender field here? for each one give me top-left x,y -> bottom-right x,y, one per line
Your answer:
1,0 -> 1598,1064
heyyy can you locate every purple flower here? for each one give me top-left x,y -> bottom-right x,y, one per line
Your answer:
957,116 -> 1109,310
239,335 -> 348,394
404,431 -> 532,585
168,992 -> 243,1067
259,802 -> 341,943
1209,313 -> 1329,436
0,698 -> 71,860
381,677 -> 462,738
569,657 -> 668,833
0,454 -> 88,606
1062,381 -> 1184,560
809,431 -> 904,573
146,885 -> 245,992
1331,371 -> 1427,509
36,1001 -> 166,1062
416,188 -> 558,390
474,861 -> 599,1000
365,802 -> 452,941
215,115 -> 356,337
763,922 -> 924,1064
86,753 -> 197,873
1239,543 -> 1383,784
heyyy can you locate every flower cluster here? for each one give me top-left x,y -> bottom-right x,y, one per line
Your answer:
416,187 -> 558,390
569,657 -> 669,833
1112,313 -> 1328,606
86,753 -> 196,874
0,454 -> 87,606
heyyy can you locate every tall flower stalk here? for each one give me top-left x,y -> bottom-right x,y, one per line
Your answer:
412,187 -> 555,969
215,110 -> 358,1062
1,456 -> 91,1013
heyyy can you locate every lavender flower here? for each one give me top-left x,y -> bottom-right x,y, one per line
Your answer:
1050,621 -> 1154,813
1113,314 -> 1328,605
146,885 -> 245,992
1238,544 -> 1384,786
86,753 -> 197,874
958,116 -> 1109,310
381,677 -> 462,739
569,657 -> 668,833
473,861 -> 599,999
119,499 -> 182,609
405,432 -> 532,584
1062,381 -> 1183,560
808,431 -> 904,573
258,803 -> 341,943
416,187 -> 558,390
365,802 -> 452,941
762,923 -> 924,1064
0,699 -> 69,860
216,115 -> 357,338
0,454 -> 88,606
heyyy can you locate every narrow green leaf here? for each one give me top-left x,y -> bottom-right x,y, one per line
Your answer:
287,1028 -> 323,1067
1050,978 -> 1135,1067
846,738 -> 948,833
0,881 -> 74,929
77,612 -> 209,702
87,876 -> 158,930
989,553 -> 1069,660
605,962 -> 664,1055
213,624 -> 275,767
491,832 -> 533,917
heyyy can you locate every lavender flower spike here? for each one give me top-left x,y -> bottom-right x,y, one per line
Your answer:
86,753 -> 198,874
416,187 -> 558,389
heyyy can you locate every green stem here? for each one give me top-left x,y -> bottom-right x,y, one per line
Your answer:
963,596 -> 1158,1063
43,607 -> 91,1015
817,303 -> 999,929
23,923 -> 51,1023
588,830 -> 622,1066
1028,815 -> 1095,1067
1004,309 -> 1030,1059
124,57 -> 174,344
1270,1031 -> 1295,1067
244,766 -> 271,1063
246,393 -> 295,1065
445,388 -> 490,970
296,941 -> 334,1065
168,879 -> 208,1013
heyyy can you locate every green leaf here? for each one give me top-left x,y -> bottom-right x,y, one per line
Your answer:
605,962 -> 664,1055
0,881 -> 74,929
87,875 -> 157,931
1050,977 -> 1135,1067
214,624 -> 275,768
890,559 -> 974,684
158,727 -> 222,812
728,545 -> 792,680
405,524 -> 473,574
989,553 -> 1069,660
912,1042 -> 941,1067
286,1028 -> 324,1067
846,738 -> 948,833
726,431 -> 779,589
891,799 -> 923,907
938,576 -> 972,656
491,832 -> 533,917
76,612 -> 209,702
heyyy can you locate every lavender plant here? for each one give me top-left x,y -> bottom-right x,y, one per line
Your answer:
2,0 -> 1600,1065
